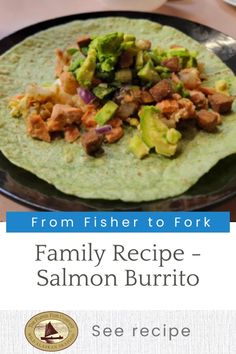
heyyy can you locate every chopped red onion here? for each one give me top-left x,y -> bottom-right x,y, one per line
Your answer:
95,125 -> 112,134
77,87 -> 96,104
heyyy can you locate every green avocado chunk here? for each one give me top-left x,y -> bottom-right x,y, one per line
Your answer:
166,128 -> 182,145
67,48 -> 79,56
69,51 -> 85,72
186,56 -> 198,68
139,106 -> 181,157
95,101 -> 118,125
150,48 -> 167,65
139,106 -> 167,148
136,50 -> 144,70
137,60 -> 160,84
115,69 -> 132,83
124,34 -> 136,42
129,135 -> 149,159
168,47 -> 189,57
167,47 -> 198,68
121,34 -> 136,51
154,137 -> 178,157
93,84 -> 115,99
75,47 -> 97,88
92,32 -> 124,72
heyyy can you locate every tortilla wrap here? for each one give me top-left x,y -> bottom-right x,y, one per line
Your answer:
0,17 -> 235,202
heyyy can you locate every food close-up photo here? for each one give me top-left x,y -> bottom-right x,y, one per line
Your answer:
0,7 -> 236,212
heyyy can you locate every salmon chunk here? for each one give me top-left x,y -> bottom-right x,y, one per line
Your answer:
178,98 -> 196,119
162,57 -> 180,72
196,110 -> 221,132
59,72 -> 78,95
55,49 -> 70,77
208,93 -> 234,114
179,68 -> 201,90
189,90 -> 208,110
81,105 -> 97,128
27,114 -> 51,142
105,127 -> 124,143
47,104 -> 83,132
156,99 -> 179,116
81,129 -> 104,155
64,125 -> 80,142
149,79 -> 173,102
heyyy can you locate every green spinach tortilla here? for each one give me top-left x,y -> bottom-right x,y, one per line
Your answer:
0,17 -> 236,202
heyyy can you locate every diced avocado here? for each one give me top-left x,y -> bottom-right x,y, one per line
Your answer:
155,137 -> 177,157
182,89 -> 190,98
122,41 -> 135,51
121,42 -> 137,55
93,32 -> 124,56
67,48 -> 79,56
150,47 -> 167,65
155,66 -> 170,74
137,60 -> 160,84
168,47 -> 189,58
168,47 -> 193,69
168,48 -> 198,68
128,118 -> 139,127
143,51 -> 152,63
186,56 -> 198,68
176,81 -> 184,92
215,80 -> 229,95
136,51 -> 144,70
95,101 -> 118,125
139,106 -> 181,157
160,72 -> 171,79
81,47 -> 89,56
175,81 -> 189,97
129,135 -> 149,159
115,69 -> 132,83
102,57 -> 119,72
92,32 -> 124,72
69,52 -> 85,72
75,48 -> 96,87
139,106 -> 168,148
166,128 -> 182,145
93,84 -> 115,100
122,34 -> 136,52
124,34 -> 136,42
96,64 -> 114,81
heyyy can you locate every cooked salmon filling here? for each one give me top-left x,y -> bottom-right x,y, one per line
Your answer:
9,31 -> 235,157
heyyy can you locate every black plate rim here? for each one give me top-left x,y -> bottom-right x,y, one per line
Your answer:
0,10 -> 236,211
1,177 -> 236,212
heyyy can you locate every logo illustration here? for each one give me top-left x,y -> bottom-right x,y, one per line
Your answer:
25,311 -> 78,352
40,321 -> 64,343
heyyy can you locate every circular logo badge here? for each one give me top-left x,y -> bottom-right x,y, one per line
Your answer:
25,311 -> 78,352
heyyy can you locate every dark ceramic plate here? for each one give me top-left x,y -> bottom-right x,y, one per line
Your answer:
0,11 -> 236,211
